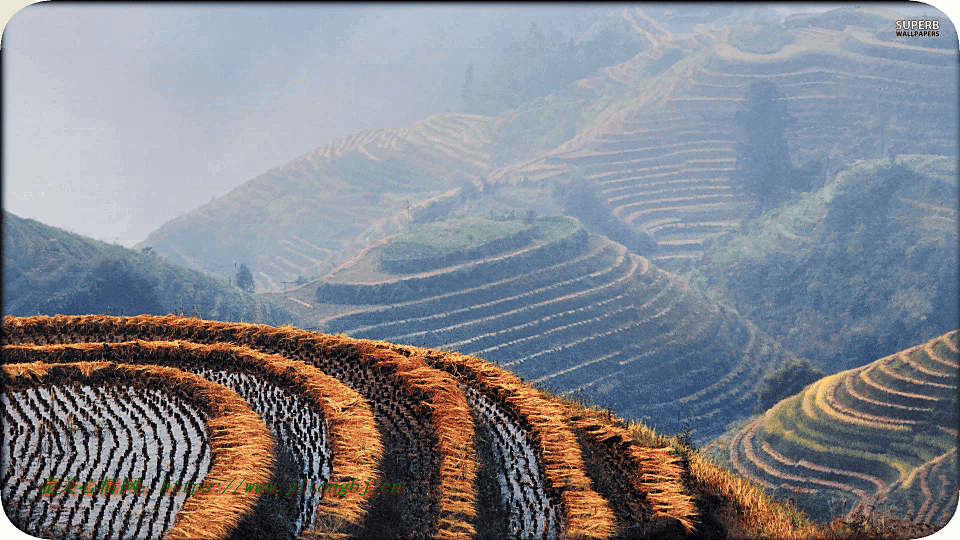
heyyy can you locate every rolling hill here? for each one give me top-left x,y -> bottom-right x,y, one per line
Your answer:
134,114 -> 500,292
2,211 -> 293,326
711,331 -> 959,526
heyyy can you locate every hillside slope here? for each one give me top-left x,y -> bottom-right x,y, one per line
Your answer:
6,314 -> 946,540
711,331 -> 959,526
2,211 -> 293,326
690,156 -> 959,371
135,114 -> 500,292
498,12 -> 957,275
276,215 -> 796,444
2,314 -> 699,540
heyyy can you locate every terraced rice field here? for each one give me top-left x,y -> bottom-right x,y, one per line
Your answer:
319,231 -> 794,444
2,314 -> 699,539
300,113 -> 497,174
724,331 -> 959,525
508,27 -> 956,276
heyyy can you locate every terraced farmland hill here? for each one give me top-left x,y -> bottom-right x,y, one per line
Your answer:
500,14 -> 957,275
135,114 -> 501,292
713,331 -> 959,526
1,314 -> 713,540
283,215 -> 796,444
134,8 -> 956,294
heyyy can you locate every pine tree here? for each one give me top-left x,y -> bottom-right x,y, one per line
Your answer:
459,63 -> 475,113
732,81 -> 797,210
235,264 -> 255,293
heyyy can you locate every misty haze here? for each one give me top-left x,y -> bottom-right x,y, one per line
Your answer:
2,3 -> 959,540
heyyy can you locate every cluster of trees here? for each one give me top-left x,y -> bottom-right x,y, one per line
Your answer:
754,357 -> 825,413
731,81 -> 822,211
459,22 -> 647,116
706,160 -> 958,371
235,263 -> 255,293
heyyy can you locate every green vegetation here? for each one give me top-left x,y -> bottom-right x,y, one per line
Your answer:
3,211 -> 293,325
731,80 -> 810,211
754,357 -> 826,413
381,216 -> 534,267
235,263 -> 255,293
693,157 -> 959,371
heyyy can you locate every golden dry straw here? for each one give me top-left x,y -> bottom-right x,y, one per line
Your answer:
3,314 -> 475,539
376,342 -> 618,540
2,338 -> 382,535
1,360 -> 274,540
556,402 -> 698,533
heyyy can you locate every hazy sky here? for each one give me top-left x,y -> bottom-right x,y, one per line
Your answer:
2,1 -> 957,248
2,2 -> 613,246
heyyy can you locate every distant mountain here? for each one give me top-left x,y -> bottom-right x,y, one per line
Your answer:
710,330 -> 958,526
2,211 -> 293,325
138,7 -> 956,295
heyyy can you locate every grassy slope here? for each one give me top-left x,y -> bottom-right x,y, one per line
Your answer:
2,211 -> 293,325
690,156 -> 959,372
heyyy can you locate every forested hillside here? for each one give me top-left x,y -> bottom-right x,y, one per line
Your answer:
691,156 -> 959,372
2,211 -> 293,325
